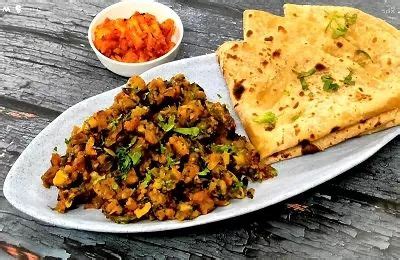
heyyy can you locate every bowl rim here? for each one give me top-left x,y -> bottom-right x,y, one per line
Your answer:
87,1 -> 184,67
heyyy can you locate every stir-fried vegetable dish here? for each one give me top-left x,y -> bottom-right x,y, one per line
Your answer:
41,74 -> 276,223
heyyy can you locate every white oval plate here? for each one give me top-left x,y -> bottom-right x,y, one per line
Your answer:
4,54 -> 399,233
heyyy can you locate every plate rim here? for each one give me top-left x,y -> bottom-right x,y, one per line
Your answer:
3,53 -> 400,233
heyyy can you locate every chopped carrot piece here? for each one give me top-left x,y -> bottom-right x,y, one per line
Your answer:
93,12 -> 176,63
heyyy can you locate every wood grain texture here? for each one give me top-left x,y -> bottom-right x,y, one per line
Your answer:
0,0 -> 399,259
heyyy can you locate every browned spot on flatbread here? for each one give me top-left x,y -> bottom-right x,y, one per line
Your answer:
249,13 -> 253,18
315,63 -> 326,71
257,68 -> 263,73
330,126 -> 340,133
233,79 -> 245,100
227,53 -> 238,60
387,58 -> 392,65
270,152 -> 279,158
264,36 -> 273,41
336,42 -> 343,48
293,101 -> 299,109
261,60 -> 268,67
246,30 -> 253,37
299,91 -> 305,97
272,49 -> 281,58
231,44 -> 238,50
372,37 -> 377,43
278,25 -> 287,33
299,140 -> 321,155
374,121 -> 382,127
310,134 -> 315,140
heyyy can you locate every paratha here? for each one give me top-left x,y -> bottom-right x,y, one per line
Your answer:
241,7 -> 400,163
217,4 -> 400,162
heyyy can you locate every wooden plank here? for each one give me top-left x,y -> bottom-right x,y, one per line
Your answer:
0,103 -> 399,258
1,0 -> 400,258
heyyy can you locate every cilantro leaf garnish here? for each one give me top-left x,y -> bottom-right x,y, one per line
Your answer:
108,114 -> 123,130
291,113 -> 301,122
128,150 -> 142,165
160,144 -> 166,153
293,68 -> 317,90
344,13 -> 357,26
253,112 -> 277,130
141,170 -> 153,187
198,168 -> 210,177
341,69 -> 355,86
321,75 -> 340,92
232,180 -> 244,191
116,146 -> 142,179
166,154 -> 179,168
325,12 -> 357,39
297,68 -> 317,78
332,26 -> 348,39
174,127 -> 200,137
157,114 -> 175,132
211,144 -> 237,154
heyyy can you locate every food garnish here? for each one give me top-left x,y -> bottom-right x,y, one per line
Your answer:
93,12 -> 175,63
41,75 -> 276,222
173,127 -> 200,137
325,12 -> 357,39
293,68 -> 317,90
321,75 -> 339,92
254,112 -> 277,130
291,113 -> 301,122
341,68 -> 355,86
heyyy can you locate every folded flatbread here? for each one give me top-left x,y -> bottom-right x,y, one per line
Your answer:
217,4 -> 400,163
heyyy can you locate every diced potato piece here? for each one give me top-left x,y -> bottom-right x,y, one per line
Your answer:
134,202 -> 152,219
85,136 -> 97,156
53,169 -> 69,187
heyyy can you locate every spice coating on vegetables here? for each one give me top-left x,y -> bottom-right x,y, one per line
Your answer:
41,75 -> 276,223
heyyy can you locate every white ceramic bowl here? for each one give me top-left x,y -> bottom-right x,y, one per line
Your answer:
88,1 -> 184,77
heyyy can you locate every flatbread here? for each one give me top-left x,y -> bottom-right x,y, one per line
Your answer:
217,5 -> 400,161
241,7 -> 400,163
265,108 -> 399,164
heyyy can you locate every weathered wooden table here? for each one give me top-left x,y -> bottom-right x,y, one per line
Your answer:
1,0 -> 399,258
